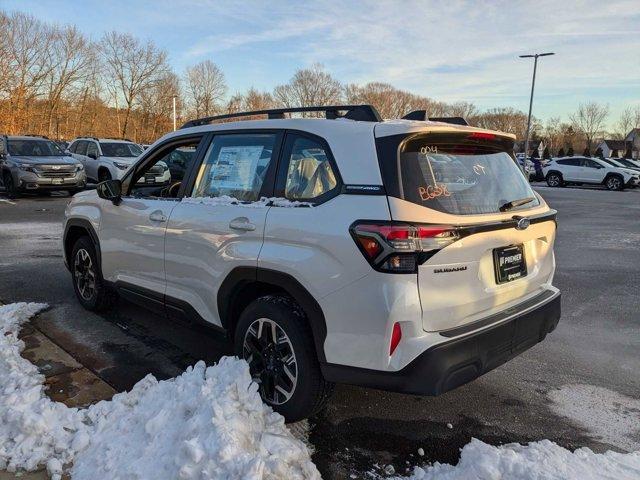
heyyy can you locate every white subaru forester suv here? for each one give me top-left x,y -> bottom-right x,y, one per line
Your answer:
62,105 -> 561,421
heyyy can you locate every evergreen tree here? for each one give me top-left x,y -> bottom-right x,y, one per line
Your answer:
583,147 -> 590,157
557,147 -> 566,157
543,147 -> 550,159
531,148 -> 540,159
567,147 -> 574,156
625,147 -> 633,159
595,147 -> 604,159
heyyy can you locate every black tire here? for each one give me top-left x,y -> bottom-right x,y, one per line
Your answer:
2,171 -> 19,198
604,174 -> 624,191
98,169 -> 112,182
67,189 -> 82,196
546,172 -> 563,188
70,236 -> 116,311
234,295 -> 334,422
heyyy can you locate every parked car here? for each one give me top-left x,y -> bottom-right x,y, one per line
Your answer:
615,157 -> 640,170
63,105 -> 561,421
543,156 -> 640,190
601,157 -> 640,174
67,137 -> 149,183
0,135 -> 86,198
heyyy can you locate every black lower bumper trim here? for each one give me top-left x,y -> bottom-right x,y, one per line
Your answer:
321,292 -> 561,396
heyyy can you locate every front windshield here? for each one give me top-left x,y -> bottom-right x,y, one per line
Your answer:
7,139 -> 64,156
100,142 -> 143,157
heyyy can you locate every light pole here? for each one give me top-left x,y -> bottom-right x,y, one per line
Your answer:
172,95 -> 177,131
520,52 -> 554,162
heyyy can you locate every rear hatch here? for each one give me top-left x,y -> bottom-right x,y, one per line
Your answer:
375,129 -> 557,332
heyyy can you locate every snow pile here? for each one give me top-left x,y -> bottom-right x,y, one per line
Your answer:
395,438 -> 640,480
183,195 -> 312,208
0,302 -> 319,480
72,359 -> 319,479
0,302 -> 82,478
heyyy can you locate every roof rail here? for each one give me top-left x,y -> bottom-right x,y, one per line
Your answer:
181,105 -> 382,129
24,134 -> 50,139
402,110 -> 469,126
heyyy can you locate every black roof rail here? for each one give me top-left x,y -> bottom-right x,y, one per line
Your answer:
23,134 -> 50,139
181,105 -> 382,129
402,110 -> 469,126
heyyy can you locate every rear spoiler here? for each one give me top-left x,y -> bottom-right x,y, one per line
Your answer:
402,110 -> 469,126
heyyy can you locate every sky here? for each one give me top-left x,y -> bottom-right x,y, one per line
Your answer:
2,0 -> 639,129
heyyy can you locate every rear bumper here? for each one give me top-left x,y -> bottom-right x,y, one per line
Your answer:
321,291 -> 561,395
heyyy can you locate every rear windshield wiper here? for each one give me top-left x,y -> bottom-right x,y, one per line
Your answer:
499,196 -> 535,212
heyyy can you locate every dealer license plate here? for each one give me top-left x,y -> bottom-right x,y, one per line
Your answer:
493,244 -> 527,284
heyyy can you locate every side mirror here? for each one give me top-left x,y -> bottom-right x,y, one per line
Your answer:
97,179 -> 122,204
0,141 -> 6,158
88,152 -> 98,160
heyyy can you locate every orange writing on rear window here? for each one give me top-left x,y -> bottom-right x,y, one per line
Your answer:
418,184 -> 451,201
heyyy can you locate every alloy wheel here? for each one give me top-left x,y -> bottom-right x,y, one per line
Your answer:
74,248 -> 96,301
242,317 -> 298,405
548,174 -> 560,187
607,177 -> 621,190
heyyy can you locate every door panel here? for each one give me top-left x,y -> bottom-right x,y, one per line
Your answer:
164,131 -> 282,327
164,202 -> 269,326
100,197 -> 177,294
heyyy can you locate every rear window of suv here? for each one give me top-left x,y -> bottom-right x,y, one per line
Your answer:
377,132 -> 539,215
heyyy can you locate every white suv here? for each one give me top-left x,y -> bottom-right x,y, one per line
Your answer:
67,137 -> 153,183
543,156 -> 640,190
62,106 -> 561,421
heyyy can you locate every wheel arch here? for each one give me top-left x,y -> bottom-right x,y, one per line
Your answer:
603,172 -> 624,184
545,169 -> 563,179
63,219 -> 101,272
218,267 -> 328,363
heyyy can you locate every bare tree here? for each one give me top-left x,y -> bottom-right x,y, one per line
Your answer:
273,64 -> 342,114
139,72 -> 181,141
184,60 -> 227,117
3,11 -> 55,133
570,102 -> 609,150
614,106 -> 640,139
474,107 -> 529,139
100,31 -> 169,137
42,25 -> 91,137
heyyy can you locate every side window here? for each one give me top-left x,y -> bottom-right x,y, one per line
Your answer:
191,133 -> 277,201
86,142 -> 98,158
583,159 -> 598,168
283,135 -> 338,201
128,137 -> 203,199
68,141 -> 77,153
75,141 -> 88,156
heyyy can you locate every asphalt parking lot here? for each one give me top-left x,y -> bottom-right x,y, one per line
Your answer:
1,185 -> 639,479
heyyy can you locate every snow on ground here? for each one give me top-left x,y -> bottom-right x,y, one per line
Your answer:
0,302 -> 320,479
548,383 -> 640,452
2,301 -> 640,480
392,438 -> 640,480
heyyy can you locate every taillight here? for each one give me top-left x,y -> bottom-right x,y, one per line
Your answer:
350,221 -> 459,273
389,322 -> 402,356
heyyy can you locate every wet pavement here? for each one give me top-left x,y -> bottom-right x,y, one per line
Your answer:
1,186 -> 639,479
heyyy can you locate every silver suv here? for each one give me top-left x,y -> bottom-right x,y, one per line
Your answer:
67,137 -> 146,183
0,135 -> 86,198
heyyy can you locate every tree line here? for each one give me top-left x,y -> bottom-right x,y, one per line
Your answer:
1,10 -> 638,150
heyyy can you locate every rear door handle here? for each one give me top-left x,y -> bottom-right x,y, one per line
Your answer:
149,210 -> 167,222
229,217 -> 256,231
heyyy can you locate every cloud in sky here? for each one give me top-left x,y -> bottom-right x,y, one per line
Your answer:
3,0 -> 639,126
